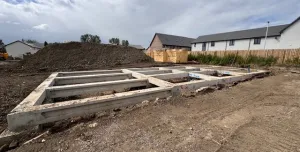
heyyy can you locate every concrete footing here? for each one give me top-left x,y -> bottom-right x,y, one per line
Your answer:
5,66 -> 268,132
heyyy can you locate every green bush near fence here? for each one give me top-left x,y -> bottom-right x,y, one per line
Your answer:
188,53 -> 279,66
285,57 -> 300,67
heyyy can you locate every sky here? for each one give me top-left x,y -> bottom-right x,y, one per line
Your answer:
0,0 -> 299,47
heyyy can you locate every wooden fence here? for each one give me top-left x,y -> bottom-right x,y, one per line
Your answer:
146,49 -> 189,63
189,49 -> 300,64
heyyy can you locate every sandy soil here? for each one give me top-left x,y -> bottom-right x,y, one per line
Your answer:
4,69 -> 299,152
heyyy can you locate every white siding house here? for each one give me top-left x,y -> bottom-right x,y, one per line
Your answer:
5,41 -> 42,58
192,16 -> 300,51
280,18 -> 300,49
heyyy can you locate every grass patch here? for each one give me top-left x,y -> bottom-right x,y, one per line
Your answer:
285,57 -> 300,67
188,53 -> 279,67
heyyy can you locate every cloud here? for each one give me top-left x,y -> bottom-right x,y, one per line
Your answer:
12,22 -> 20,25
0,0 -> 299,45
32,24 -> 48,30
3,20 -> 20,25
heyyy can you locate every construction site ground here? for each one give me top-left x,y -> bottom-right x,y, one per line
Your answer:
1,62 -> 300,152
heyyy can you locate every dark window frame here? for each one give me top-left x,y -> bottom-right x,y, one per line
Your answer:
194,43 -> 196,47
229,40 -> 235,46
254,38 -> 261,45
211,42 -> 215,47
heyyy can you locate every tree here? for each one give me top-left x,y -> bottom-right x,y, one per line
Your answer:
0,39 -> 7,53
93,35 -> 101,44
109,38 -> 120,45
44,41 -> 48,46
80,34 -> 89,42
109,38 -> 114,44
121,40 -> 129,46
24,39 -> 38,44
80,34 -> 101,44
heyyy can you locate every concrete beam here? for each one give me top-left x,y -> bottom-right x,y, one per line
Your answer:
46,79 -> 149,98
7,87 -> 172,131
11,73 -> 58,113
188,72 -> 219,80
122,69 -> 147,79
127,67 -> 159,71
58,69 -> 122,77
54,73 -> 132,85
216,70 -> 245,76
122,69 -> 173,87
159,66 -> 186,69
190,70 -> 217,75
173,74 -> 258,93
5,66 -> 269,132
151,73 -> 189,80
179,68 -> 201,72
147,77 -> 174,87
139,70 -> 172,75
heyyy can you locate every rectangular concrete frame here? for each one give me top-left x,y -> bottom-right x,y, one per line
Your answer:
6,66 -> 268,131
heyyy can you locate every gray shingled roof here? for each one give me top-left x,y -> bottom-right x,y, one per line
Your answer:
5,40 -> 43,49
156,33 -> 195,47
192,24 -> 289,43
25,42 -> 44,49
129,45 -> 145,50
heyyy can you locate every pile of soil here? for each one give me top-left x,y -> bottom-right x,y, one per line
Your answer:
18,42 -> 153,71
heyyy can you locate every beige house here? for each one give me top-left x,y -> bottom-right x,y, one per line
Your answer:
148,33 -> 195,51
5,41 -> 43,59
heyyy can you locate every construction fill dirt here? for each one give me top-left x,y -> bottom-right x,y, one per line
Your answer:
18,42 -> 153,72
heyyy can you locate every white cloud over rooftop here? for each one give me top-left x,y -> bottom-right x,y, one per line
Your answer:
0,0 -> 299,47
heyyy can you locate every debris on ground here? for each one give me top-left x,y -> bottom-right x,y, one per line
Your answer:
23,131 -> 49,145
291,70 -> 300,74
88,123 -> 98,128
8,140 -> 18,149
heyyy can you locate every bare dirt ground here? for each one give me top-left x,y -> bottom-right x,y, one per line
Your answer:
0,72 -> 49,133
2,67 -> 298,152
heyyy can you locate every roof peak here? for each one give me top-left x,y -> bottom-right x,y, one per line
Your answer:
199,24 -> 289,38
156,33 -> 194,39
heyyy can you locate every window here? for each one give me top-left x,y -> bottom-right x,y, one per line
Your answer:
254,38 -> 261,45
202,43 -> 206,51
211,42 -> 215,47
194,43 -> 196,47
229,40 -> 235,46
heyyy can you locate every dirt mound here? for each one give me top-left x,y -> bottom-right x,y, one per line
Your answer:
18,42 -> 153,71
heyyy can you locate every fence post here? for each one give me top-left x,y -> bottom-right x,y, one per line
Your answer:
282,50 -> 286,64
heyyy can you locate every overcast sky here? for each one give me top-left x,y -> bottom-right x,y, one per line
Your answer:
0,0 -> 299,47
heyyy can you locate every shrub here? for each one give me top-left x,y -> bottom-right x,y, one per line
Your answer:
188,53 -> 278,67
285,57 -> 300,66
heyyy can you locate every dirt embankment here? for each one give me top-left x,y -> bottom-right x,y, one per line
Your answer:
18,42 -> 154,72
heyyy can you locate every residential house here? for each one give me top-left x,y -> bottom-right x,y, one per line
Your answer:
192,16 -> 300,51
148,33 -> 195,51
5,40 -> 43,58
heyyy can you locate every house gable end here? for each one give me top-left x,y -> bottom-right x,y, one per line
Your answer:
280,16 -> 300,34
